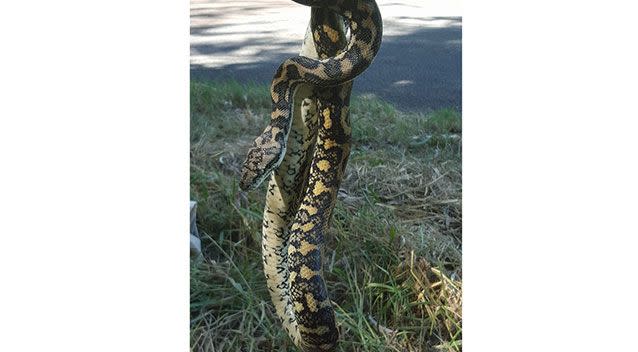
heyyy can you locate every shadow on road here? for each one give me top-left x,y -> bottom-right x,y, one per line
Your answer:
191,20 -> 461,112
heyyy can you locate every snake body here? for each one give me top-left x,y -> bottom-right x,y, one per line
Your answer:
239,1 -> 382,350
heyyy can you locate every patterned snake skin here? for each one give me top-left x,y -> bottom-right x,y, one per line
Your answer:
239,1 -> 382,350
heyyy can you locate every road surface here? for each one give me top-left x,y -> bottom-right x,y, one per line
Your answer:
191,0 -> 461,111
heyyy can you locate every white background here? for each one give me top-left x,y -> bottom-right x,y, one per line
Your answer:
1,0 -> 637,351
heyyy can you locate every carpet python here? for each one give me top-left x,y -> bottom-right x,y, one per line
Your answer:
239,1 -> 382,350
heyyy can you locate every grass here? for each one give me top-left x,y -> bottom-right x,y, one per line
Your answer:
190,80 -> 462,352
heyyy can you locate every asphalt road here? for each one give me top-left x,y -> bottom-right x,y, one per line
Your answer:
191,0 -> 461,112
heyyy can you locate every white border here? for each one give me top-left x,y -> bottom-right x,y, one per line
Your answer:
464,0 -> 638,350
0,0 -> 190,351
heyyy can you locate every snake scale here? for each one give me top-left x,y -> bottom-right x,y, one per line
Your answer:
239,1 -> 382,350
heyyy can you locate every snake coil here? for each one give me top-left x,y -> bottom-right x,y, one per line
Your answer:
239,1 -> 382,350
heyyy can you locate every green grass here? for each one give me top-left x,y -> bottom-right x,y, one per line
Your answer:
190,80 -> 462,352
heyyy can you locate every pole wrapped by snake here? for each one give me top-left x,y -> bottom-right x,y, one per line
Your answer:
239,1 -> 382,350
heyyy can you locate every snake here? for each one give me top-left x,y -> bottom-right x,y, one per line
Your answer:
239,1 -> 382,350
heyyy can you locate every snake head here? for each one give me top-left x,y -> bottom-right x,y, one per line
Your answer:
239,133 -> 286,191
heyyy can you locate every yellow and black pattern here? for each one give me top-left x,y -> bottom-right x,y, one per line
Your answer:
239,1 -> 382,351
